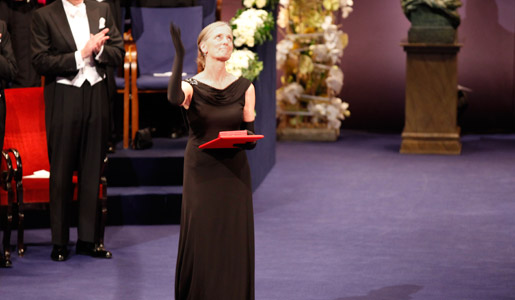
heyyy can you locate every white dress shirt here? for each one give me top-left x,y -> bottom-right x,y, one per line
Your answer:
57,0 -> 104,87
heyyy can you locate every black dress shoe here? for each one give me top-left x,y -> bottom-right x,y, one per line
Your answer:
76,240 -> 112,259
1,255 -> 12,268
51,245 -> 70,262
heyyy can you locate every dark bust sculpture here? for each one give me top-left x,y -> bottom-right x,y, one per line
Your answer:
401,0 -> 462,43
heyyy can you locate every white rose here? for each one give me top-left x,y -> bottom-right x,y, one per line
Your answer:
277,6 -> 288,28
340,0 -> 353,7
328,119 -> 341,129
321,16 -> 333,31
315,104 -> 326,116
234,37 -> 244,47
276,39 -> 293,68
256,0 -> 267,8
326,105 -> 339,120
324,24 -> 339,48
309,44 -> 329,63
283,82 -> 304,104
342,6 -> 353,19
326,67 -> 344,94
246,36 -> 255,47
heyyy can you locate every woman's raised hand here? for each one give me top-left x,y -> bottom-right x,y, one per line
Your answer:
169,22 -> 185,57
167,22 -> 186,106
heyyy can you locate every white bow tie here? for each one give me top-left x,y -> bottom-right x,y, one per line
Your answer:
68,3 -> 86,18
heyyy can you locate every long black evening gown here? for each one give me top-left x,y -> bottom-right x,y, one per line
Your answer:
175,77 -> 255,300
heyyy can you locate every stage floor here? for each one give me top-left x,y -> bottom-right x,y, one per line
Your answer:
1,131 -> 514,300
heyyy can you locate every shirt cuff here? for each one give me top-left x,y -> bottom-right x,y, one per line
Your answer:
95,45 -> 105,61
75,51 -> 85,69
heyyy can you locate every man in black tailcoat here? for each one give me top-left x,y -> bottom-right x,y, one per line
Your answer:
31,0 -> 124,261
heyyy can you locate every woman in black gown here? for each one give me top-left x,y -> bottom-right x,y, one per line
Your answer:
167,21 -> 257,300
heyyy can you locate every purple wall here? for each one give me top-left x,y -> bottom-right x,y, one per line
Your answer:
337,0 -> 515,133
457,0 -> 515,132
337,0 -> 411,132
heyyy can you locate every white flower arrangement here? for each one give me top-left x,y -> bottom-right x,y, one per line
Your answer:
226,48 -> 263,82
226,0 -> 277,82
276,0 -> 355,133
231,8 -> 274,48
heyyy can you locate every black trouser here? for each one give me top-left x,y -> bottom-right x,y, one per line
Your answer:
47,81 -> 108,246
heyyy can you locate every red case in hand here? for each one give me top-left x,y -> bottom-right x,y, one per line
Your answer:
199,130 -> 264,149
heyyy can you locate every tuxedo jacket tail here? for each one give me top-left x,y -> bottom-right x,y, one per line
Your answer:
31,0 -> 124,245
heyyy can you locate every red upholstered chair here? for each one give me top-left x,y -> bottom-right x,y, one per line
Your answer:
2,87 -> 108,256
1,151 -> 15,266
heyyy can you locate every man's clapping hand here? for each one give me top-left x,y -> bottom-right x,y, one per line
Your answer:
81,28 -> 110,59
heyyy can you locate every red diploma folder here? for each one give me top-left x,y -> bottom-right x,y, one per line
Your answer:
199,130 -> 264,149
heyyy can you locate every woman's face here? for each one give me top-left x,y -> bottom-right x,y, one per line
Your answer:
202,25 -> 233,62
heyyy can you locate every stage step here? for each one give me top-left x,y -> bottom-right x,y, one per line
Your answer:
106,137 -> 186,187
103,138 -> 187,225
107,186 -> 182,225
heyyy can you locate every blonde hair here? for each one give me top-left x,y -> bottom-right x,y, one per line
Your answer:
197,21 -> 232,72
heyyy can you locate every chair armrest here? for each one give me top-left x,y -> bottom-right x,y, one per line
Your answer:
116,36 -> 134,83
1,151 -> 14,190
5,149 -> 22,183
125,29 -> 138,84
130,43 -> 138,89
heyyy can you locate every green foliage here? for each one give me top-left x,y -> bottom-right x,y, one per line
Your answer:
254,12 -> 275,46
241,56 -> 264,82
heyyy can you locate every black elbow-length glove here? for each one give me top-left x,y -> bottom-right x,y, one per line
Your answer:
234,121 -> 257,150
167,22 -> 185,106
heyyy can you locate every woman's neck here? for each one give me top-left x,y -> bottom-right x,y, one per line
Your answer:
201,59 -> 232,85
204,61 -> 227,80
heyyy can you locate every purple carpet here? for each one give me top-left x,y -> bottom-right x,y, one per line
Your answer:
1,131 -> 515,300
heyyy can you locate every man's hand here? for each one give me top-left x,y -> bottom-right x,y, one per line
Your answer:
81,28 -> 110,59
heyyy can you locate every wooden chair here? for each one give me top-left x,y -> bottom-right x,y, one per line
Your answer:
2,87 -> 108,256
117,31 -> 136,149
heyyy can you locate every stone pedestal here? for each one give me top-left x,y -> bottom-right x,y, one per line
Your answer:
400,43 -> 462,155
